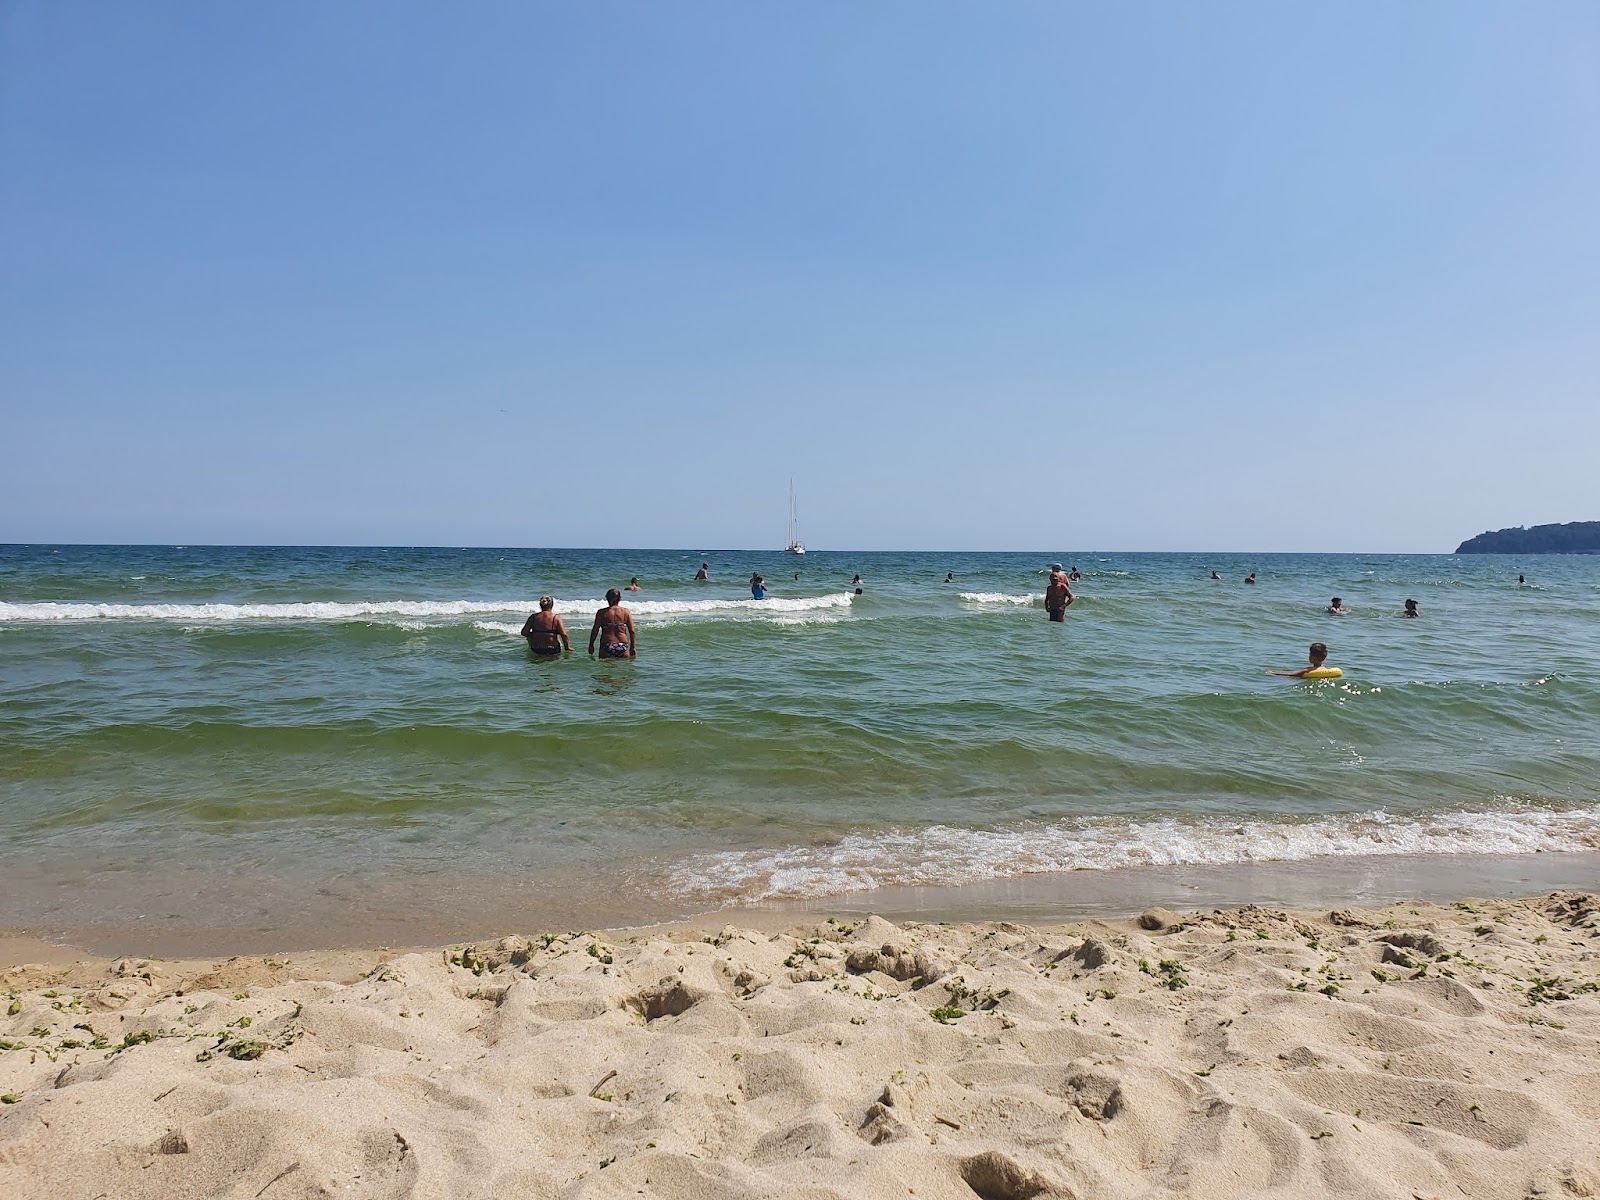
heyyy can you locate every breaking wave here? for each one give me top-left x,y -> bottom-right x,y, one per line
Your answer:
0,593 -> 858,627
671,803 -> 1600,901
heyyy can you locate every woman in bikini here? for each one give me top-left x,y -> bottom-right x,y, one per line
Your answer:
588,588 -> 636,659
520,595 -> 571,655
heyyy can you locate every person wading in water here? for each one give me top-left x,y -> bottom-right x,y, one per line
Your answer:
588,589 -> 636,659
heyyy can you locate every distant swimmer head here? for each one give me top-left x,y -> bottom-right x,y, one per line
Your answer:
606,588 -> 622,604
539,595 -> 555,610
854,587 -> 863,595
1404,598 -> 1419,616
1309,642 -> 1328,664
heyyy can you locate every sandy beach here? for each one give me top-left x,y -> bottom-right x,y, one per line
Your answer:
3,893 -> 1598,1199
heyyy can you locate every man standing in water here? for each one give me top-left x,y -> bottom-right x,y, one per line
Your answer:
694,563 -> 709,581
1045,565 -> 1074,622
520,596 -> 571,655
588,589 -> 636,659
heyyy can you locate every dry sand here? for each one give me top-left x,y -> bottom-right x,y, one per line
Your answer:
2,893 -> 1598,1199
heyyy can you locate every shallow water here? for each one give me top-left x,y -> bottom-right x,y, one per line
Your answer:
2,545 -> 1597,950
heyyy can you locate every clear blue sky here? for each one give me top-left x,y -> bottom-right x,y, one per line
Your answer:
3,2 -> 1597,551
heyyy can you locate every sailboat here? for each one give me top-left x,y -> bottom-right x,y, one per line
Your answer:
785,479 -> 806,555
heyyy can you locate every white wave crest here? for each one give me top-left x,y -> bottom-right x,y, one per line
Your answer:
959,592 -> 1037,606
0,592 -> 858,626
670,804 -> 1600,901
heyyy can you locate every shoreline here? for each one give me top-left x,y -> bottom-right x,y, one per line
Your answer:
2,890 -> 1598,1198
4,849 -> 1598,960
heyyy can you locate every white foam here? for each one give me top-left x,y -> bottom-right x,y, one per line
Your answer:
0,592 -> 858,626
670,804 -> 1600,901
959,592 -> 1037,606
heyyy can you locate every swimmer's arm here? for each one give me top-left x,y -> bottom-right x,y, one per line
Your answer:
1266,667 -> 1312,677
625,611 -> 637,655
587,612 -> 601,654
520,614 -> 538,638
557,617 -> 571,651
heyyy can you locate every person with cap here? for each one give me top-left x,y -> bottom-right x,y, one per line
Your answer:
1045,563 -> 1074,622
520,596 -> 571,656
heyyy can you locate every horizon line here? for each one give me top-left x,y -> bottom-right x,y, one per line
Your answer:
0,541 -> 1518,556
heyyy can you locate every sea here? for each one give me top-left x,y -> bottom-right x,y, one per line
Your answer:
2,544 -> 1598,954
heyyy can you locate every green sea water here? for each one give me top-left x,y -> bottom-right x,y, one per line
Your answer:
2,545 -> 1597,951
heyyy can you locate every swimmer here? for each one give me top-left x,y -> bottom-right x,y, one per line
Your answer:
587,589 -> 635,659
751,573 -> 767,600
1403,598 -> 1419,618
1244,572 -> 1256,584
694,562 -> 709,581
944,572 -> 954,584
1210,570 -> 1221,580
851,574 -> 862,586
1045,569 -> 1074,622
1327,597 -> 1349,614
1518,575 -> 1526,586
519,596 -> 571,655
1069,566 -> 1081,583
854,587 -> 863,595
625,577 -> 641,592
1267,642 -> 1332,678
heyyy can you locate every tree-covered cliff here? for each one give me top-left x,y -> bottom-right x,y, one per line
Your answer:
1456,521 -> 1600,554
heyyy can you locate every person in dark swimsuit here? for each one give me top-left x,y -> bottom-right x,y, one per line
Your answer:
520,596 -> 571,655
1045,570 -> 1073,621
588,588 -> 636,659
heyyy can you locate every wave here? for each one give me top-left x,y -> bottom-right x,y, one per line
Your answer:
959,592 -> 1038,606
0,593 -> 858,626
670,803 -> 1600,901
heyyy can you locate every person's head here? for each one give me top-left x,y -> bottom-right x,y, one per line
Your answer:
854,587 -> 863,595
539,595 -> 554,611
629,577 -> 639,584
1331,597 -> 1341,607
1050,563 -> 1063,572
701,562 -> 708,568
1404,598 -> 1418,610
1309,642 -> 1328,664
606,588 -> 621,604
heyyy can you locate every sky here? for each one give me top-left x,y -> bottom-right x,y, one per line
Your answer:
2,3 -> 1597,552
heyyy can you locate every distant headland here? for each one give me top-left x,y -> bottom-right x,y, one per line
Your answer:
1456,521 -> 1600,554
